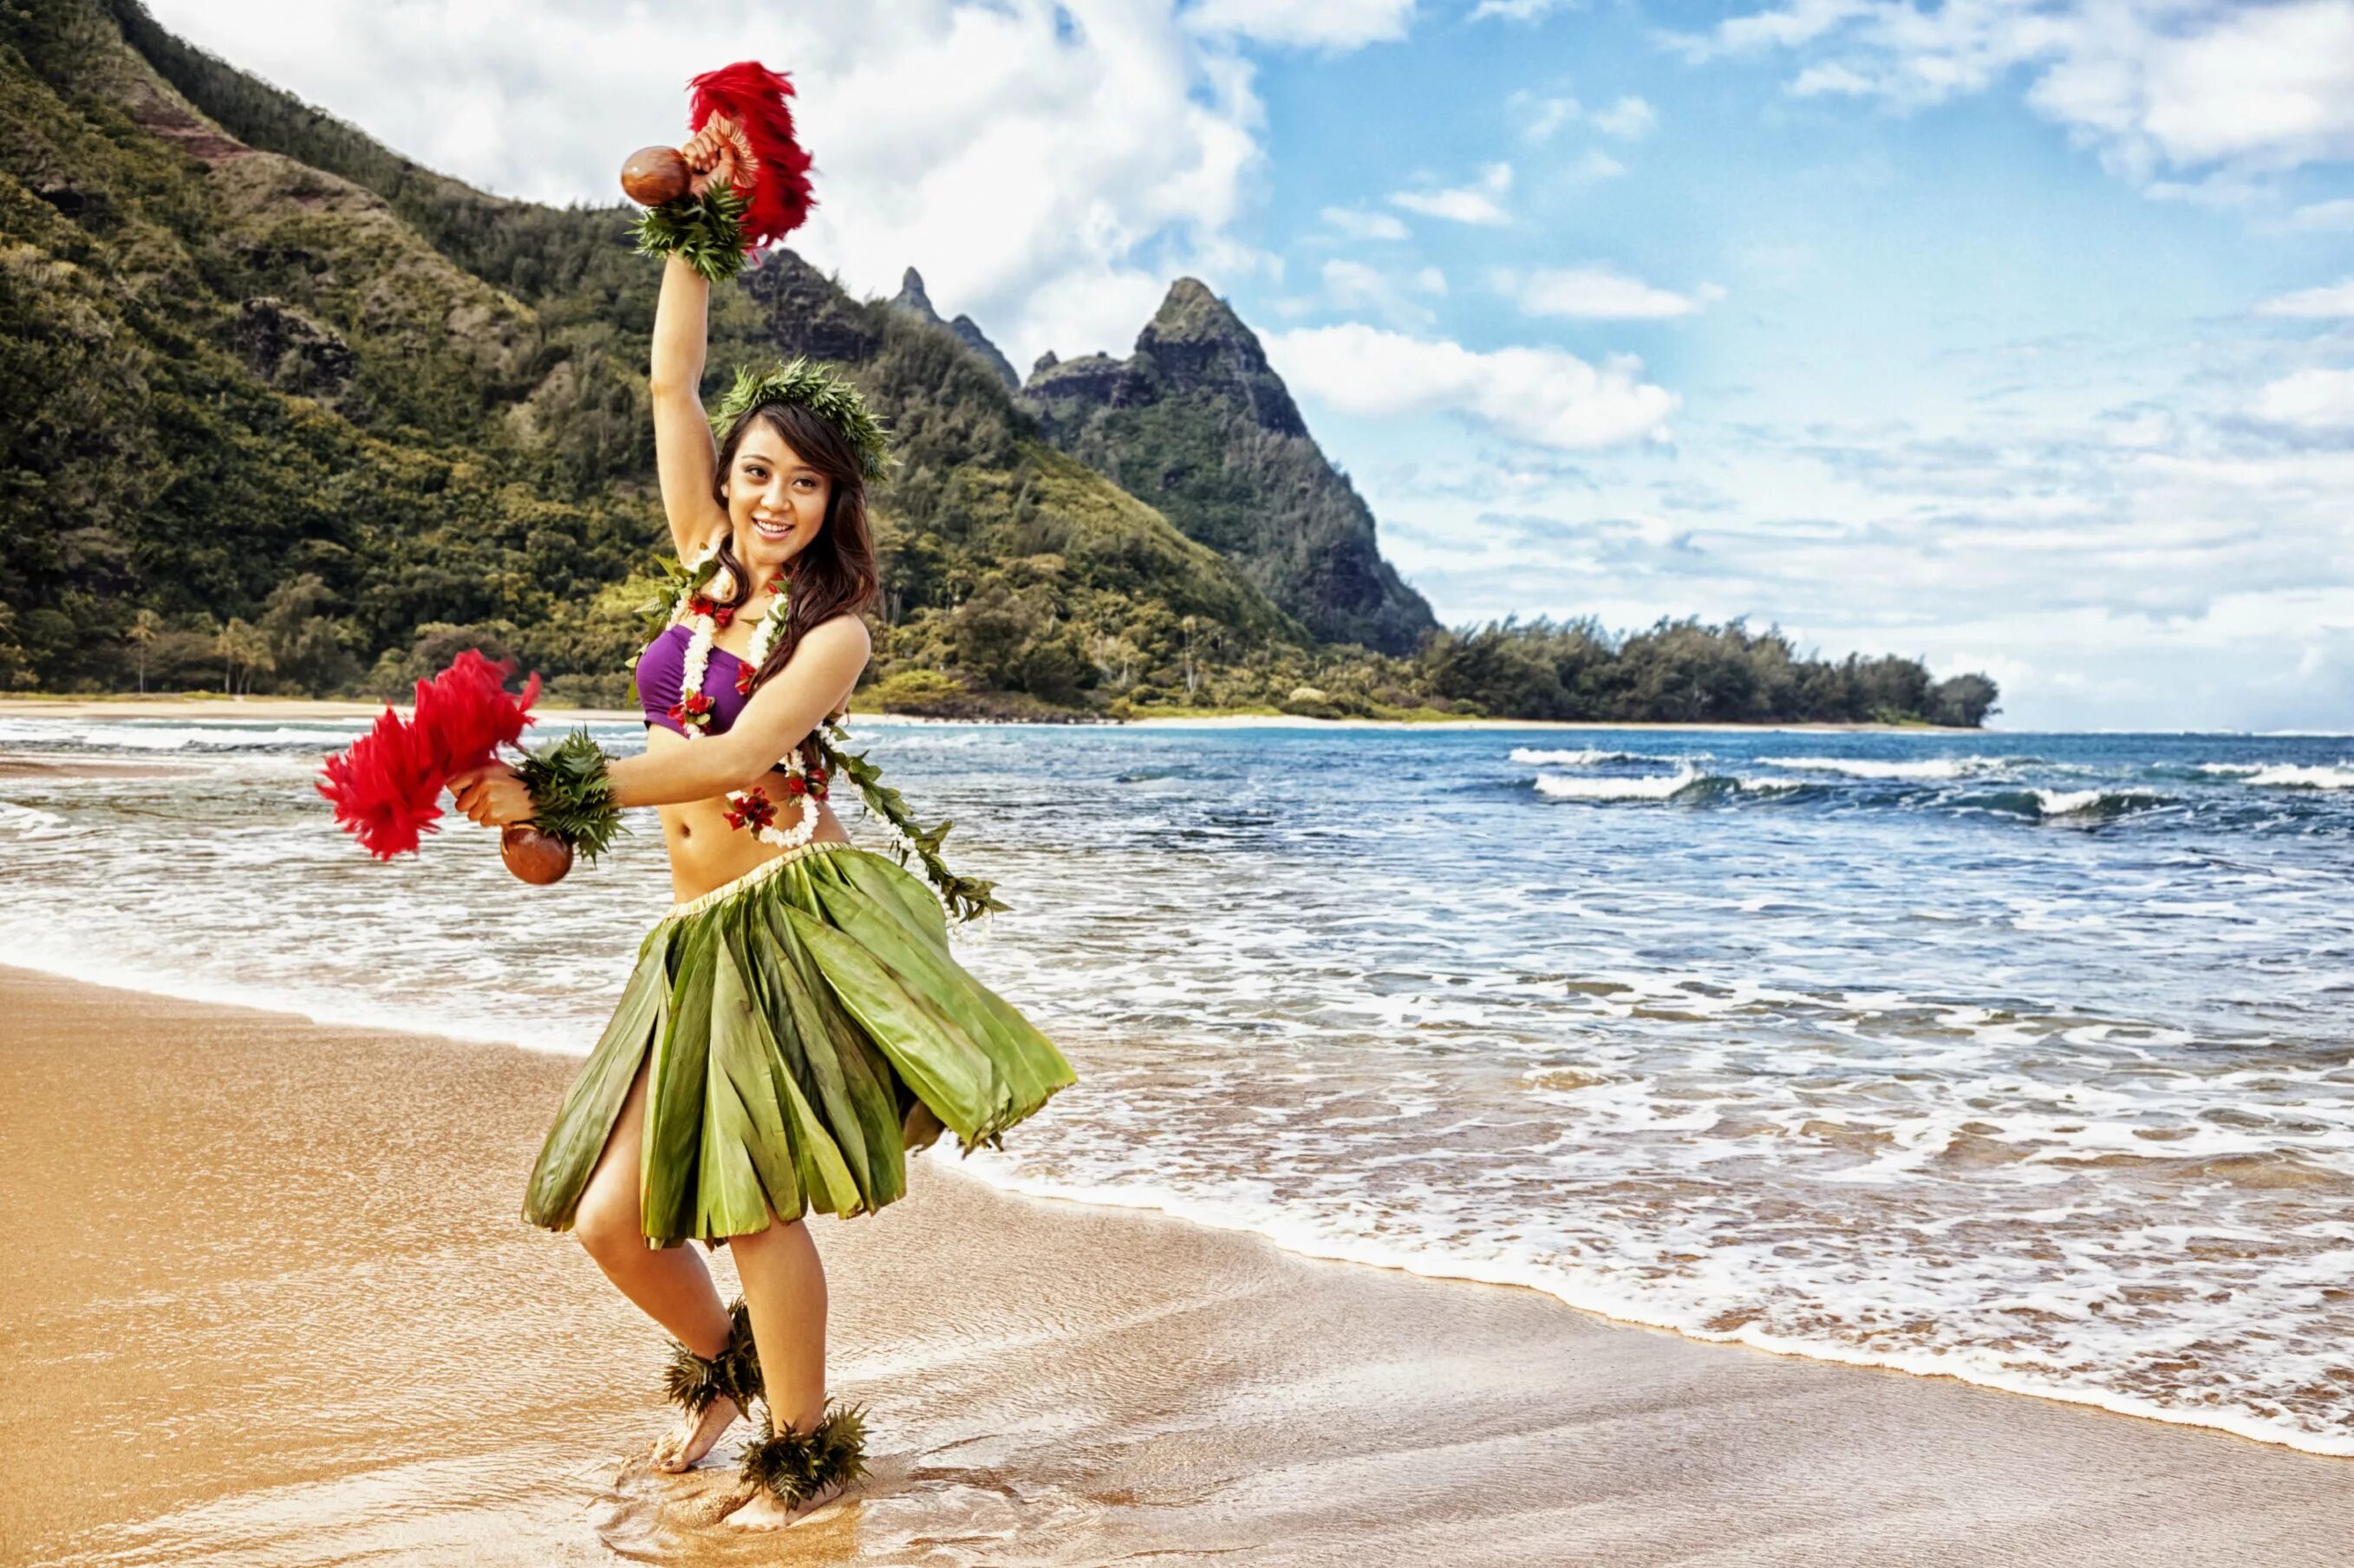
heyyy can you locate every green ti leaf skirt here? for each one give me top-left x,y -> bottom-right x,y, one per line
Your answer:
521,840 -> 1076,1245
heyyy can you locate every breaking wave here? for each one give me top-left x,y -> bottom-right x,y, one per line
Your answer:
1758,753 -> 2033,781
1534,764 -> 1708,802
1510,746 -> 1670,767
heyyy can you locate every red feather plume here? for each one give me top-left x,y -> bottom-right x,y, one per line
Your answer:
316,707 -> 445,861
316,650 -> 539,862
412,648 -> 539,780
688,61 -> 816,252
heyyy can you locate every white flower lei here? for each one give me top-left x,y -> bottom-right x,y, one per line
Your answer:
674,548 -> 820,850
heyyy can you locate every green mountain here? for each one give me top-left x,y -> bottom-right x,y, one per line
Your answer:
0,0 -> 1997,725
0,0 -> 1328,714
1026,278 -> 1438,656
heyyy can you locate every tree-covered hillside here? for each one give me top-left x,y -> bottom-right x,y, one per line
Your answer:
0,0 -> 1998,727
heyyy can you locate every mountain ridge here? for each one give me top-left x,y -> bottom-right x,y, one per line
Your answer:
888,266 -> 1020,391
1025,277 -> 1438,656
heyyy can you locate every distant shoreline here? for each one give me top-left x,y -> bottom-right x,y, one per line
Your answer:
0,693 -> 1983,734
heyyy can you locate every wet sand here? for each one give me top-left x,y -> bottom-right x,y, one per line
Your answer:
3,965 -> 2350,1567
0,756 -> 199,780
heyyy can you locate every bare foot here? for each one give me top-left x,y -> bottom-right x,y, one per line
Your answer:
650,1396 -> 740,1473
723,1477 -> 854,1530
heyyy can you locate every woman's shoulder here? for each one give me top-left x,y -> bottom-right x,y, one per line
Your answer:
797,610 -> 872,655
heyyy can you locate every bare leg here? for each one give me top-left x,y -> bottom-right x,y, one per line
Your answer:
574,1061 -> 741,1471
724,1212 -> 845,1528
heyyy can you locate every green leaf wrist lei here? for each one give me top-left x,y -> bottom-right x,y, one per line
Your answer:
630,183 -> 752,283
515,728 -> 626,863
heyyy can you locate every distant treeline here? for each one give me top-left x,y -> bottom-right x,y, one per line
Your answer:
1414,617 -> 1999,727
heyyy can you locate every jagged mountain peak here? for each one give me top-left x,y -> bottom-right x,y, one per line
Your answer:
1021,284 -> 1437,655
891,265 -> 941,323
1144,277 -> 1250,344
885,265 -> 1018,389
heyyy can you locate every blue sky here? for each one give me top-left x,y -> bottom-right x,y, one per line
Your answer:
151,1 -> 2354,729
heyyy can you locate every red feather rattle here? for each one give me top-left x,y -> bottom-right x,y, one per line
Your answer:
622,62 -> 817,279
316,650 -> 570,883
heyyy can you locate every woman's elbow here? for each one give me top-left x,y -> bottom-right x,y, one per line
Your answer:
720,742 -> 784,798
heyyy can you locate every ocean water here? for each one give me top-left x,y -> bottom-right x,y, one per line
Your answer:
3,715 -> 2351,1454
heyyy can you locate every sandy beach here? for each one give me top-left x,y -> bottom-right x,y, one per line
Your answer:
3,965 -> 2350,1566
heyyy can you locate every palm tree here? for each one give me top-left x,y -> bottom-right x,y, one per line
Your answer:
127,608 -> 163,693
216,618 -> 271,695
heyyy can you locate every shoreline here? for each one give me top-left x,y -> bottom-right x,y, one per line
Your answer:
0,692 -> 1984,734
6,965 -> 2352,1565
7,950 -> 2354,1459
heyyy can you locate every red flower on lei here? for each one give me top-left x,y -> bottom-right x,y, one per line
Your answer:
724,788 -> 777,833
669,690 -> 715,730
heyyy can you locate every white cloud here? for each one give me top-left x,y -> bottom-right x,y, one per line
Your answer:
2284,198 -> 2354,231
1587,95 -> 1658,140
2250,368 -> 2354,428
1495,265 -> 1724,319
1320,259 -> 1445,326
1184,0 -> 1418,49
1472,0 -> 1581,20
1263,322 -> 1677,448
1786,61 -> 1877,96
1567,149 -> 1627,181
1389,161 -> 1514,224
1661,0 -> 1870,59
1678,0 -> 2354,188
1512,89 -> 1656,142
1320,205 -> 1410,240
1515,94 -> 1579,142
2143,171 -> 2265,208
2257,278 -> 2354,317
142,0 -> 1296,371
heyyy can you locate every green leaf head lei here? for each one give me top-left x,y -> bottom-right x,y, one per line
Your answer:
708,359 -> 894,484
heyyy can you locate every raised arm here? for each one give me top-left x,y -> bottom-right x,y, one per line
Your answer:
649,254 -> 729,561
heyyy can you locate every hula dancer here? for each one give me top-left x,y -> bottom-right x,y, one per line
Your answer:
446,67 -> 1075,1530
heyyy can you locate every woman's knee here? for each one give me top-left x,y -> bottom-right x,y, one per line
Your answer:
730,1209 -> 815,1261
574,1183 -> 643,1263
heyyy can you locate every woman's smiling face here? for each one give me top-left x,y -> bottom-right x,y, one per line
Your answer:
724,421 -> 831,582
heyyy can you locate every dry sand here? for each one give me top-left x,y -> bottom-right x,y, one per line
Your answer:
3,965 -> 2349,1567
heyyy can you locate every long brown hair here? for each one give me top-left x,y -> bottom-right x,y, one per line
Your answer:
709,400 -> 878,725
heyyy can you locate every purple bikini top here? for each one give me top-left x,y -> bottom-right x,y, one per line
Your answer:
636,621 -> 754,738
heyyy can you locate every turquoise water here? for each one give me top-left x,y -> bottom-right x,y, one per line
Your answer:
3,716 -> 2351,1452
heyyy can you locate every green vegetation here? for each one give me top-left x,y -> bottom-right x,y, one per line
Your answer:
0,0 -> 1998,728
1416,618 -> 2002,726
